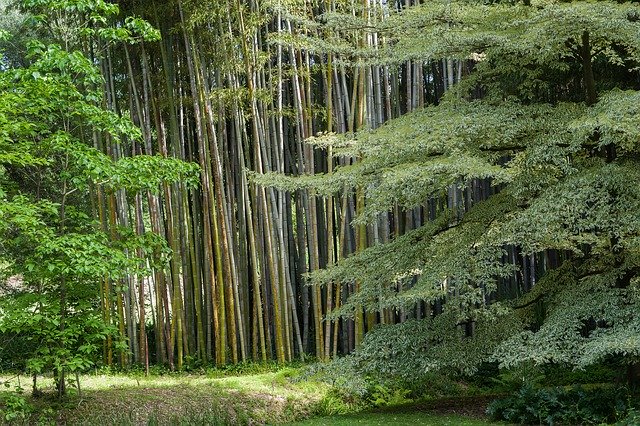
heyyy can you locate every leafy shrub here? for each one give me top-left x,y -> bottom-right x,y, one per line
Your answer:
313,387 -> 367,416
303,358 -> 416,415
299,356 -> 369,398
487,362 -> 546,393
487,384 -> 629,425
0,386 -> 33,423
302,355 -> 472,413
368,384 -> 413,407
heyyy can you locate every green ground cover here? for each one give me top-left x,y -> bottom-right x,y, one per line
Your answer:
0,369 -> 329,424
0,367 -> 495,425
2,363 -> 635,425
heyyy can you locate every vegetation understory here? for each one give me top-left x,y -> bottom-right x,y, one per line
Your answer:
0,372 -> 493,425
1,361 -> 639,425
0,367 -> 322,425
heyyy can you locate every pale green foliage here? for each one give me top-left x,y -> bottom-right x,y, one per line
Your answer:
263,0 -> 640,376
320,193 -> 516,318
573,90 -> 640,154
381,0 -> 640,67
497,163 -> 640,255
494,268 -> 640,368
352,307 -> 522,379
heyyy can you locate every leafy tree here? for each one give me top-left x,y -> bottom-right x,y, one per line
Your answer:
269,0 -> 640,380
0,0 -> 198,396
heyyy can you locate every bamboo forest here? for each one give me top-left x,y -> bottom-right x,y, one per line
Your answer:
1,0 -> 640,424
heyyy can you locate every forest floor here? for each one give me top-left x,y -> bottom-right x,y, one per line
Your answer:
0,369 -> 494,425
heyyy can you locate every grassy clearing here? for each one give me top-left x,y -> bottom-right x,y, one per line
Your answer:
0,369 -> 496,425
0,368 -> 328,425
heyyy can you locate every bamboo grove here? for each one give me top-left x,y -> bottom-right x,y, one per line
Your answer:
75,0 -> 529,369
4,0 -> 639,374
32,0 -> 422,369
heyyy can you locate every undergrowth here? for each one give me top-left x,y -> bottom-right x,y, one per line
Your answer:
3,358 -> 634,425
487,383 -> 636,425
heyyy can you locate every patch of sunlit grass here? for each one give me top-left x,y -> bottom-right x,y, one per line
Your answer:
1,368 -> 329,425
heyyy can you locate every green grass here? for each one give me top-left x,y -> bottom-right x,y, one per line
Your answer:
0,369 -> 328,425
0,370 -> 495,425
289,411 -> 491,425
